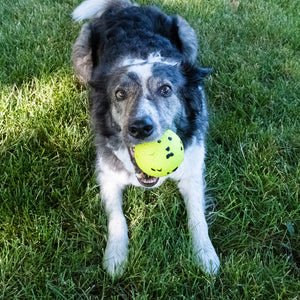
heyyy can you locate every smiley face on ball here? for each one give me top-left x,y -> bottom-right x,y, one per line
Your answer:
134,130 -> 184,177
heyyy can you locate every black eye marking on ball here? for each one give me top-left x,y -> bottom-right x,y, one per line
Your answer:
172,167 -> 178,172
165,147 -> 170,152
180,146 -> 183,151
157,140 -> 161,143
168,137 -> 172,141
151,168 -> 162,172
166,153 -> 174,159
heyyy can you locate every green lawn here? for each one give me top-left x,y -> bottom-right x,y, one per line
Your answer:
0,0 -> 299,298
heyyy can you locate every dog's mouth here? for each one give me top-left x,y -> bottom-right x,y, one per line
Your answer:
129,147 -> 159,187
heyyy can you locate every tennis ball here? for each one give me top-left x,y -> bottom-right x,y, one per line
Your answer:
134,129 -> 184,177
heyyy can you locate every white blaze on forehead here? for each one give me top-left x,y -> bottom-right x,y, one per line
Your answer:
127,63 -> 152,91
120,52 -> 178,68
121,52 -> 178,91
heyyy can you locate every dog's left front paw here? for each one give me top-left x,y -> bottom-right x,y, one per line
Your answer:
194,244 -> 220,276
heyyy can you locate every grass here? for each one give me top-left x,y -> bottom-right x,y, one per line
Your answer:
0,0 -> 299,298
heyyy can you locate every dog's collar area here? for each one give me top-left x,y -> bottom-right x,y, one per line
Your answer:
129,147 -> 159,187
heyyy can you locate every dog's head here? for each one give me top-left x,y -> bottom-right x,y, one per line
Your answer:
72,3 -> 210,186
90,55 -> 210,146
89,56 -> 210,186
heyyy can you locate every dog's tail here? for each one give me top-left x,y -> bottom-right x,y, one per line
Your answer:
72,0 -> 133,22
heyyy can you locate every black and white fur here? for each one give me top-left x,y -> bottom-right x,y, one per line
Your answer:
72,0 -> 220,277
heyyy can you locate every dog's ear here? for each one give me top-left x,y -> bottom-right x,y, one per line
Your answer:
71,23 -> 93,84
173,15 -> 198,63
153,12 -> 198,63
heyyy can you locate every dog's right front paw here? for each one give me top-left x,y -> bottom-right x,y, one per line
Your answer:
194,243 -> 220,276
103,241 -> 128,278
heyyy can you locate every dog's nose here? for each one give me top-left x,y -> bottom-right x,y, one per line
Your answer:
128,117 -> 154,139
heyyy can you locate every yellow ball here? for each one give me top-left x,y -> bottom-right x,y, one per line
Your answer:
135,130 -> 184,177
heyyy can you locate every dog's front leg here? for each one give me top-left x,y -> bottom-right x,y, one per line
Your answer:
178,176 -> 220,275
99,172 -> 128,278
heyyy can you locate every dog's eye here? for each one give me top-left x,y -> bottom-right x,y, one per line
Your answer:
159,85 -> 172,97
115,89 -> 127,101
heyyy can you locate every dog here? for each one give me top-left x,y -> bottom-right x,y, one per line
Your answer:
72,0 -> 220,277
